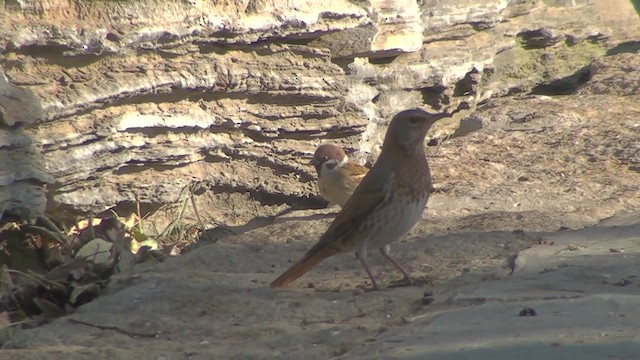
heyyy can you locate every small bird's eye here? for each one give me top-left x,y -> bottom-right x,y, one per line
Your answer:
409,117 -> 422,124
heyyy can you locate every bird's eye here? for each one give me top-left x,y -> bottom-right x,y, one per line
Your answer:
409,117 -> 422,124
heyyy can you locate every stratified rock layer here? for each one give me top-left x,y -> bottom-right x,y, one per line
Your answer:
0,0 -> 638,226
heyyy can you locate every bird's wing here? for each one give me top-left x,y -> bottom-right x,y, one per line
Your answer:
341,162 -> 369,189
343,162 -> 369,177
270,166 -> 390,287
307,167 -> 390,254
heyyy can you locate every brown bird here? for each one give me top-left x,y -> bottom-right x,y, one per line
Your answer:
272,108 -> 449,289
310,144 -> 369,207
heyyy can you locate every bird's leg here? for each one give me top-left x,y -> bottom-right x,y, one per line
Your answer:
380,245 -> 412,287
356,247 -> 379,290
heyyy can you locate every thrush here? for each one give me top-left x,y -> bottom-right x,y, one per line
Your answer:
272,108 -> 448,289
310,144 -> 369,207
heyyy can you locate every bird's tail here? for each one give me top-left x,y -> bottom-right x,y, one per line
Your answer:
270,246 -> 335,288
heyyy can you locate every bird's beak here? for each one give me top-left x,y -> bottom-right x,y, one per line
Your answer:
434,111 -> 452,121
309,158 -> 323,174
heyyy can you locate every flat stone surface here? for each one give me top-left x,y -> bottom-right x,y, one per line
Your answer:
2,207 -> 638,359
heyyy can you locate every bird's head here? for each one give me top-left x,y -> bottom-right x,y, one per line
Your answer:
383,109 -> 449,154
309,144 -> 347,174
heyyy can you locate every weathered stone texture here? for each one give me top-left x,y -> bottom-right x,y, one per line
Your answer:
0,73 -> 53,220
0,0 -> 638,225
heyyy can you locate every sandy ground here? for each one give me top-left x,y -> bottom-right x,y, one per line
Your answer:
1,192 -> 639,359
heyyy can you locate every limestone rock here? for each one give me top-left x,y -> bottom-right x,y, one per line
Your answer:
0,73 -> 43,126
577,53 -> 640,96
0,0 -> 638,227
0,73 -> 53,221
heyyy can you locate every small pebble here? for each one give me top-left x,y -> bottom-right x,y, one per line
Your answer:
519,308 -> 537,316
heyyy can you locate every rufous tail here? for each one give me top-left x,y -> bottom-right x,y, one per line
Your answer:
270,247 -> 335,287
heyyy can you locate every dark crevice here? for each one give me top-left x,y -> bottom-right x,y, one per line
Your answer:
202,152 -> 233,163
268,109 -> 358,121
111,161 -> 190,175
480,66 -> 495,86
1,47 -> 106,67
240,127 -> 360,142
505,86 -> 527,96
606,41 -> 640,56
269,37 -> 317,46
529,66 -> 590,95
468,21 -> 495,31
517,29 -> 562,49
3,46 -> 187,67
105,33 -> 120,42
196,36 -> 317,52
115,119 -> 358,145
118,116 -> 340,140
244,92 -> 338,106
419,85 -> 448,108
4,31 -> 325,69
330,57 -> 355,72
40,133 -> 104,151
453,68 -> 480,97
196,44 -> 231,55
42,88 -> 224,122
121,124 -> 233,138
255,34 -> 320,48
565,34 -> 607,47
321,127 -> 363,140
45,87 -> 336,122
369,55 -> 400,65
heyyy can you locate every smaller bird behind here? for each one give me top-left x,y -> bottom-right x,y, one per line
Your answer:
271,108 -> 449,289
310,144 -> 369,207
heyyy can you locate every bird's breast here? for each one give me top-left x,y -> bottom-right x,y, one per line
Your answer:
364,174 -> 431,249
318,165 -> 357,207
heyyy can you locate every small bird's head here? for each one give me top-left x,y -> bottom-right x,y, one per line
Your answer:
383,109 -> 449,153
310,144 -> 347,174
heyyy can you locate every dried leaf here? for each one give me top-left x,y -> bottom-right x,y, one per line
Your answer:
101,218 -> 125,243
121,213 -> 138,230
67,218 -> 102,236
44,246 -> 66,268
69,283 -> 101,306
77,238 -> 113,264
135,246 -> 152,263
113,235 -> 136,277
138,239 -> 159,251
168,245 -> 181,257
0,265 -> 14,296
0,311 -> 11,329
46,258 -> 89,282
130,238 -> 141,254
0,222 -> 20,232
116,249 -> 137,277
68,266 -> 87,281
33,298 -> 66,320
132,228 -> 148,242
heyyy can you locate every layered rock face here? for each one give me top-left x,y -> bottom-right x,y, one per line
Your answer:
0,0 -> 638,226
